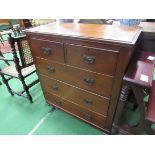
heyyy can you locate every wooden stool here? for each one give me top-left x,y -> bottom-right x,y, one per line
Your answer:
112,51 -> 155,134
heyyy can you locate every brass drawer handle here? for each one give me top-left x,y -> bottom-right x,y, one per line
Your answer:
82,54 -> 95,64
42,47 -> 52,55
83,98 -> 93,105
54,99 -> 63,106
82,112 -> 92,120
51,84 -> 59,91
83,78 -> 95,85
47,66 -> 55,73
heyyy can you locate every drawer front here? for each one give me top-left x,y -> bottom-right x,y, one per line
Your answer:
40,75 -> 109,116
30,38 -> 64,62
45,92 -> 106,128
36,58 -> 113,97
66,43 -> 118,75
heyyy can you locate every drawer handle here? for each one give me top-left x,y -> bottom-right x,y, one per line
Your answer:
54,99 -> 63,106
42,47 -> 52,55
83,78 -> 95,85
47,66 -> 55,73
82,54 -> 95,64
82,112 -> 92,120
51,85 -> 59,91
83,98 -> 93,105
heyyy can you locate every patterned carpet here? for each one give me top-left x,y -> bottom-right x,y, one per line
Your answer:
0,41 -> 12,54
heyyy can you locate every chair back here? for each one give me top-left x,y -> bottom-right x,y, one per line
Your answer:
18,38 -> 33,67
8,34 -> 34,68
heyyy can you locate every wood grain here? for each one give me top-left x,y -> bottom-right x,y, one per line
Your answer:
26,23 -> 141,133
29,38 -> 65,62
45,91 -> 107,129
66,43 -> 118,76
26,22 -> 141,44
40,75 -> 109,116
35,57 -> 113,97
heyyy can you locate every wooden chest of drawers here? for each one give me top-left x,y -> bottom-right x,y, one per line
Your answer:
26,23 -> 141,133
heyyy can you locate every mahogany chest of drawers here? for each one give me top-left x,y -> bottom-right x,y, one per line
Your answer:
26,23 -> 141,133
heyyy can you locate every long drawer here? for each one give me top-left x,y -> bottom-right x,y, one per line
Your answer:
39,75 -> 109,116
29,38 -> 65,62
36,57 -> 113,97
66,43 -> 119,76
45,92 -> 106,129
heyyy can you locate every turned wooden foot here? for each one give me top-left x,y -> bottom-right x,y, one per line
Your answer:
112,84 -> 130,134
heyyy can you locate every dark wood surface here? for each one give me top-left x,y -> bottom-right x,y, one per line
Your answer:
29,38 -> 65,62
112,51 -> 155,134
39,75 -> 109,116
124,51 -> 155,88
45,91 -> 107,129
35,57 -> 113,97
0,34 -> 39,103
66,43 -> 118,76
139,22 -> 155,52
26,23 -> 141,133
26,22 -> 141,44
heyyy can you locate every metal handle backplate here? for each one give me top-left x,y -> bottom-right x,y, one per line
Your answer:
54,99 -> 63,106
82,112 -> 92,120
83,98 -> 93,105
82,54 -> 95,64
51,84 -> 59,91
42,47 -> 52,55
47,66 -> 55,73
83,78 -> 95,85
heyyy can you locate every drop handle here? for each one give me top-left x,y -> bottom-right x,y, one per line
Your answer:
42,47 -> 52,55
82,112 -> 92,120
82,54 -> 95,64
83,78 -> 95,85
83,98 -> 93,105
51,85 -> 59,91
47,66 -> 55,73
54,99 -> 63,106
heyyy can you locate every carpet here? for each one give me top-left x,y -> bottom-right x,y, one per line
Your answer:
0,52 -> 154,135
0,41 -> 12,54
33,109 -> 104,135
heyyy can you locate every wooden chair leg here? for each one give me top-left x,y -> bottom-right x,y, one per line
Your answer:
0,74 -> 14,96
0,50 -> 10,66
112,84 -> 130,134
20,77 -> 33,103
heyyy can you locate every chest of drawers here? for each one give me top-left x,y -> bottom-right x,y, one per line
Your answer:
26,23 -> 141,133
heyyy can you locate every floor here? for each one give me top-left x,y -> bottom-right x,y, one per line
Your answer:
0,78 -> 104,135
0,52 -> 154,135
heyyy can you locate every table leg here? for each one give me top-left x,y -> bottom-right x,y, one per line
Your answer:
112,83 -> 130,134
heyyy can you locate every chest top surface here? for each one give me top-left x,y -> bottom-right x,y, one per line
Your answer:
26,22 -> 141,45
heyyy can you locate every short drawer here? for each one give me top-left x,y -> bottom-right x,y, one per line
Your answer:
30,38 -> 64,62
36,57 -> 113,97
40,75 -> 109,116
66,43 -> 118,76
45,92 -> 106,129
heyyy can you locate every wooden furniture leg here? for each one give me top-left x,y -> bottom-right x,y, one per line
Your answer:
118,85 -> 151,134
125,85 -> 147,134
0,73 -> 14,96
112,84 -> 130,134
